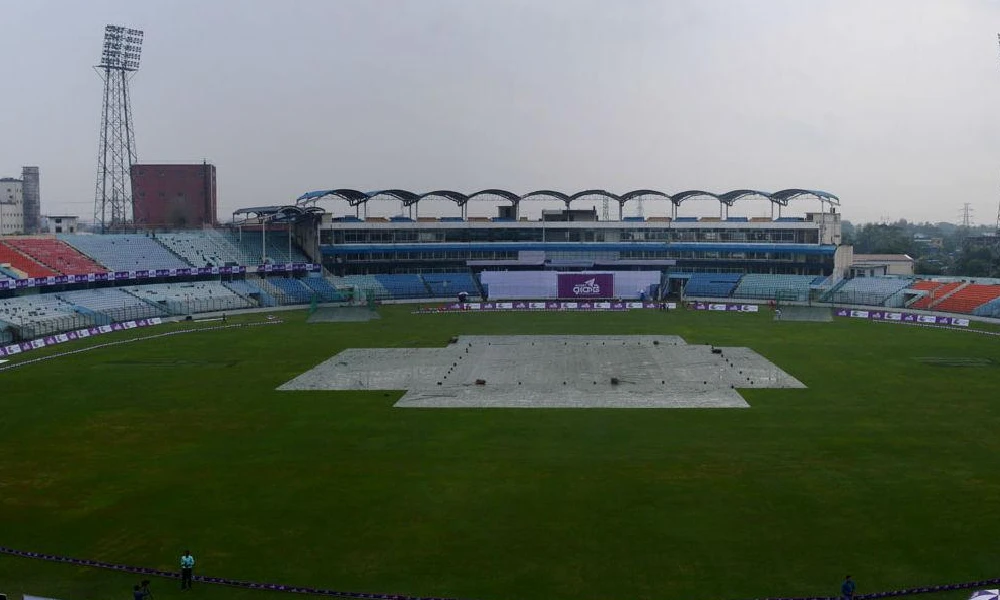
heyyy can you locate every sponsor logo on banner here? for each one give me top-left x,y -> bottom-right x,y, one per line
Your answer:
150,317 -> 162,325
708,304 -> 728,311
76,329 -> 91,338
4,344 -> 21,355
953,318 -> 970,326
55,334 -> 68,343
850,310 -> 869,318
66,331 -> 78,340
627,302 -> 644,309
595,302 -> 611,309
98,325 -> 113,334
498,302 -> 513,309
917,315 -> 937,324
563,302 -> 578,309
514,302 -> 528,309
31,339 -> 46,349
467,303 -> 482,310
530,302 -> 546,309
742,305 -> 759,312
124,321 -> 138,328
884,312 -> 902,321
557,273 -> 614,299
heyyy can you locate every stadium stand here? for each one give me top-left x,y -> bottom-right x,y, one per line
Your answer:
223,231 -> 308,264
374,274 -> 431,299
0,294 -> 91,339
336,275 -> 390,300
224,279 -> 279,307
909,281 -> 962,310
421,272 -> 480,298
266,277 -> 317,304
59,234 -> 190,271
0,241 -> 59,278
825,277 -> 914,307
4,238 -> 108,275
682,273 -> 742,298
123,282 -> 255,315
732,274 -> 817,302
154,232 -> 245,267
932,283 -> 1000,315
300,275 -> 346,302
973,294 -> 1000,318
56,288 -> 167,323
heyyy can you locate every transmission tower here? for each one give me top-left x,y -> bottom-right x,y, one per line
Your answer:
960,202 -> 974,228
93,24 -> 143,233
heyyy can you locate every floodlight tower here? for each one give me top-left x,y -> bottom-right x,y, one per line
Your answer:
93,24 -> 143,233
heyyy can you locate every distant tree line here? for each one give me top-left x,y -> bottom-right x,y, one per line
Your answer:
841,219 -> 999,277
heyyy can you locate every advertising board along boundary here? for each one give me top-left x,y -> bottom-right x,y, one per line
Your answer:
0,318 -> 165,358
835,308 -> 970,327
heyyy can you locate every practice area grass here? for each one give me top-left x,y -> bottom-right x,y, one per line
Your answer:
1,306 -> 999,600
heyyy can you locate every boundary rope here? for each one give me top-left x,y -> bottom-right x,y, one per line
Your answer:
1,545 -> 997,600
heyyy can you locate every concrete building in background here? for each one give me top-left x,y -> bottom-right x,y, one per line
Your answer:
131,163 -> 217,230
21,166 -> 41,234
42,215 -> 80,234
0,176 -> 24,235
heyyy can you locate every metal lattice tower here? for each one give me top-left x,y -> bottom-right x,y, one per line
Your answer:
960,202 -> 974,228
93,24 -> 143,233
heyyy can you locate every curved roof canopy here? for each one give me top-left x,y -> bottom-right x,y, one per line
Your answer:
288,188 -> 840,209
233,205 -> 325,223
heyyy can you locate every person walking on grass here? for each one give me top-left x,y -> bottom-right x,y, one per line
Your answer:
841,575 -> 856,600
180,549 -> 195,590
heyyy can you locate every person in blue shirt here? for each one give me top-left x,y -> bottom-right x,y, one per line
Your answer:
180,550 -> 195,590
841,575 -> 856,600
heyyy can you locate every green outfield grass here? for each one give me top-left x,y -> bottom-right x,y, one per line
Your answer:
1,306 -> 999,600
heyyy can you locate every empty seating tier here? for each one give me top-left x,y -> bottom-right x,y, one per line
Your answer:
4,238 -> 108,275
682,273 -> 742,298
300,276 -> 347,302
827,277 -> 914,306
223,231 -> 309,264
123,282 -> 255,315
933,284 -> 1000,314
59,234 -> 190,272
374,274 -> 431,299
155,232 -> 246,268
0,295 -> 90,339
0,241 -> 59,278
732,274 -> 817,302
56,288 -> 167,323
910,281 -> 962,309
421,273 -> 479,297
266,277 -> 317,304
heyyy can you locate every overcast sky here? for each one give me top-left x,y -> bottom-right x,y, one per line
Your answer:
3,0 -> 1000,224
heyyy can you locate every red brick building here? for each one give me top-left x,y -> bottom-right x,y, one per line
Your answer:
131,163 -> 217,229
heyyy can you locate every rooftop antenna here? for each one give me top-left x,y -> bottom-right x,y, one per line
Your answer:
93,24 -> 143,233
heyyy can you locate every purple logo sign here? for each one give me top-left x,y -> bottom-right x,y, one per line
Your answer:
557,273 -> 614,299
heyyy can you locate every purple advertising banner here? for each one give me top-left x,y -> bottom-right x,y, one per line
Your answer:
556,273 -> 615,299
425,301 -> 677,312
834,308 -> 970,327
690,302 -> 760,313
0,318 -> 164,361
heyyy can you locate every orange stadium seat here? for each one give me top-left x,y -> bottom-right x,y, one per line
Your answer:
932,284 -> 1000,314
0,241 -> 60,278
5,238 -> 108,275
